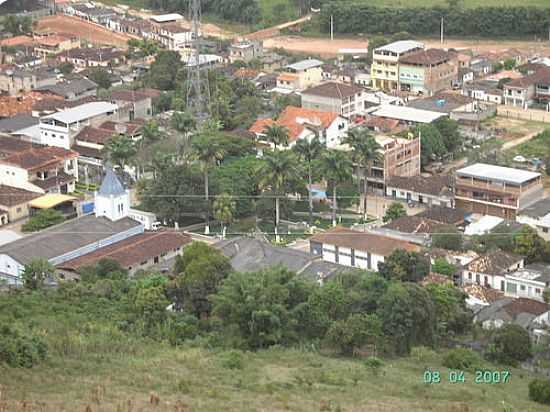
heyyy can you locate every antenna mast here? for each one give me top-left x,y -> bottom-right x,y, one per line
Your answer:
186,0 -> 210,122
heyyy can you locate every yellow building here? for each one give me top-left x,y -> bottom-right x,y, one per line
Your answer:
371,40 -> 424,91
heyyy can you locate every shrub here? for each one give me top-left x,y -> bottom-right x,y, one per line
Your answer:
443,348 -> 482,371
529,378 -> 550,405
0,325 -> 47,368
364,356 -> 384,376
219,350 -> 244,370
486,324 -> 532,366
22,209 -> 65,232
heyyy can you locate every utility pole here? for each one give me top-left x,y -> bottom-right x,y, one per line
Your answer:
440,17 -> 444,45
186,0 -> 210,123
330,14 -> 334,41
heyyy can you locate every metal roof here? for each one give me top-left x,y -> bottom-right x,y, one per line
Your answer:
457,163 -> 541,185
29,194 -> 77,209
150,13 -> 183,23
371,105 -> 445,124
98,168 -> 126,196
375,40 -> 424,54
42,102 -> 117,125
286,59 -> 323,71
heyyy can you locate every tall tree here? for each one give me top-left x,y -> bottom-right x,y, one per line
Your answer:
293,137 -> 323,226
264,124 -> 289,149
104,134 -> 137,171
22,259 -> 55,290
320,150 -> 353,226
191,133 -> 226,235
259,150 -> 301,242
213,193 -> 236,239
344,129 -> 382,222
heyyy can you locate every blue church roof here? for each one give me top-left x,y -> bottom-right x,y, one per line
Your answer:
98,168 -> 126,196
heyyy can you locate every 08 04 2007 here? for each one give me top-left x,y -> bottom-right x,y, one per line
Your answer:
423,370 -> 511,384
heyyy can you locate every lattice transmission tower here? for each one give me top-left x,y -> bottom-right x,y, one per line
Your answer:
186,0 -> 210,122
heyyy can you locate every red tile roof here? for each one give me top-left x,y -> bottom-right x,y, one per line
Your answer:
0,185 -> 41,207
74,126 -> 113,145
399,48 -> 451,66
57,230 -> 192,271
249,106 -> 340,142
310,226 -> 420,256
503,298 -> 549,317
2,146 -> 78,171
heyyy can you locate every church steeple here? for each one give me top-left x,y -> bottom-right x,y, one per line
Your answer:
94,168 -> 130,221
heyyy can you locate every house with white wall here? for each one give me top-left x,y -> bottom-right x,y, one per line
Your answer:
309,226 -> 420,271
248,106 -> 349,152
39,102 -> 119,150
461,250 -> 524,291
276,59 -> 323,92
504,265 -> 550,302
517,197 -> 550,241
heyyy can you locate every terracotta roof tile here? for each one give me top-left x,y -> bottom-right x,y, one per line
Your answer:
400,48 -> 451,66
466,250 -> 523,276
2,146 -> 78,171
57,230 -> 192,270
503,298 -> 550,317
0,185 -> 41,207
302,82 -> 363,99
310,226 -> 420,257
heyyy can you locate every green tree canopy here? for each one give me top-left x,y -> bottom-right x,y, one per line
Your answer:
22,209 -> 65,233
378,250 -> 430,283
383,202 -> 406,223
22,259 -> 55,290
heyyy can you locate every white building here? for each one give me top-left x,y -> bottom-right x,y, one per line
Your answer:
517,197 -> 550,241
309,227 -> 420,271
248,106 -> 349,152
504,266 -> 550,302
39,102 -> 118,150
301,82 -> 369,119
461,250 -> 524,291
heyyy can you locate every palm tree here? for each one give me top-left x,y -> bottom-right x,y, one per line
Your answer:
191,133 -> 225,235
293,137 -> 323,226
103,134 -> 137,171
320,150 -> 353,227
344,129 -> 382,222
141,120 -> 162,143
259,150 -> 300,242
213,193 -> 236,239
263,124 -> 289,149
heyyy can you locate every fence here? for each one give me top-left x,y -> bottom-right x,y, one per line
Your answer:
451,104 -> 497,123
497,106 -> 550,123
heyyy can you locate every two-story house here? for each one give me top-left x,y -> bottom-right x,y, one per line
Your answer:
33,34 -> 81,58
398,48 -> 458,95
0,68 -> 57,96
503,67 -> 550,108
0,145 -> 79,194
276,59 -> 323,92
455,163 -> 543,219
371,40 -> 424,91
462,250 -> 524,291
301,82 -> 367,119
504,264 -> 550,302
248,106 -> 349,152
38,101 -> 119,150
229,39 -> 263,64
58,47 -> 126,68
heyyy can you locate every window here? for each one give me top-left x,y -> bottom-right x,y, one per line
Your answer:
16,207 -> 21,213
536,288 -> 541,294
520,285 -> 526,291
468,273 -> 472,280
507,282 -> 517,294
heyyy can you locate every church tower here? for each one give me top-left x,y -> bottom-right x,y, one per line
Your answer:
95,168 -> 130,221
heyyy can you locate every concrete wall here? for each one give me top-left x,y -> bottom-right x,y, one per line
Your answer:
498,106 -> 550,123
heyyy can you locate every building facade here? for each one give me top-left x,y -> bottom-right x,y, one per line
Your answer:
398,49 -> 458,95
371,40 -> 424,91
455,163 -> 543,219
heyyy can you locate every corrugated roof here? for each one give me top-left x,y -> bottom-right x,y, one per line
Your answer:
371,105 -> 445,124
29,194 -> 76,209
302,81 -> 364,99
42,101 -> 117,124
375,40 -> 424,54
286,59 -> 323,71
457,163 -> 540,185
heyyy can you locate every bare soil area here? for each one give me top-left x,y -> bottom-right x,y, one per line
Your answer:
36,15 -> 134,48
265,35 -> 550,57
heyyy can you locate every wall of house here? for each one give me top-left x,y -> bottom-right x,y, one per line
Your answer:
0,254 -> 24,285
385,186 -> 452,207
504,276 -> 546,302
516,214 -> 550,241
296,67 -> 322,90
324,117 -> 349,149
310,240 -> 385,271
399,65 -> 425,93
302,94 -> 343,115
95,191 -> 131,222
5,202 -> 31,223
0,165 -> 45,193
462,269 -> 507,291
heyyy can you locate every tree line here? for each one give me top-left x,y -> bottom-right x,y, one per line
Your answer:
320,3 -> 550,37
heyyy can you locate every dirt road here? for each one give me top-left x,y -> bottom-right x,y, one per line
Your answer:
36,15 -> 134,48
265,35 -> 550,57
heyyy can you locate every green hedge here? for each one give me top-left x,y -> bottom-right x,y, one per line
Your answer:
320,3 -> 550,37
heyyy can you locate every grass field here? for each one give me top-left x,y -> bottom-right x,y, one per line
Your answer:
2,342 -> 548,412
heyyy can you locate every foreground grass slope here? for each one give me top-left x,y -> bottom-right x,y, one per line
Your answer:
1,343 -> 547,412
